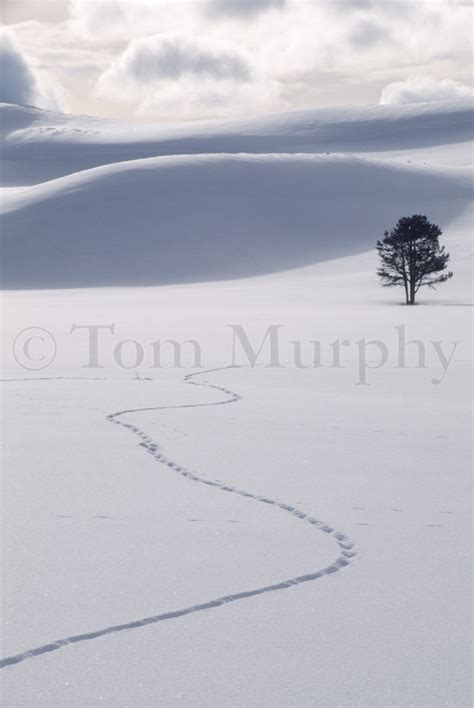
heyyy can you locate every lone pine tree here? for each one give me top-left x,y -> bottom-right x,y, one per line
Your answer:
376,214 -> 453,305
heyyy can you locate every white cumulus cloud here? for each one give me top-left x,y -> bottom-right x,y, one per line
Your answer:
0,29 -> 63,110
380,76 -> 473,105
95,33 -> 259,119
104,34 -> 251,83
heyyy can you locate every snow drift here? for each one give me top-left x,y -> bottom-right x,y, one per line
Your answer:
1,152 -> 471,289
1,98 -> 473,186
1,98 -> 472,289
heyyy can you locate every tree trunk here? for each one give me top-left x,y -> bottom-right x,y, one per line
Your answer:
403,281 -> 409,304
407,238 -> 416,304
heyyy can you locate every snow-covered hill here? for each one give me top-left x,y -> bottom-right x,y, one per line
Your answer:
1,152 -> 471,289
1,99 -> 472,289
1,98 -> 472,185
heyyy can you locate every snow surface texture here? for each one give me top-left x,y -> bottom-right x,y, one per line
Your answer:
0,99 -> 473,706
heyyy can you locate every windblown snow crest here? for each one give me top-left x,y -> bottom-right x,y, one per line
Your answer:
0,367 -> 355,669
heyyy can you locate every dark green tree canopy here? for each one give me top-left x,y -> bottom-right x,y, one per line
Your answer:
376,214 -> 453,305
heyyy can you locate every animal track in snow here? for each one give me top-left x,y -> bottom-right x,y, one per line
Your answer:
0,366 -> 356,669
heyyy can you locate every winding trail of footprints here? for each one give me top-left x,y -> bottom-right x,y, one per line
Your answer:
0,367 -> 355,669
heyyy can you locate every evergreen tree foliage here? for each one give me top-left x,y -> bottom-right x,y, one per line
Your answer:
376,215 -> 453,304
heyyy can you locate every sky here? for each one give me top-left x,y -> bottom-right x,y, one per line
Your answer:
0,0 -> 473,121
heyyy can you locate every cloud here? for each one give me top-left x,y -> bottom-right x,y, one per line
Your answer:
0,29 -> 62,109
380,76 -> 474,105
68,0 -> 197,42
348,19 -> 392,49
206,0 -> 285,19
4,0 -> 473,120
137,78 -> 282,121
95,33 -> 256,118
69,0 -> 128,40
95,33 -> 259,120
102,34 -> 251,83
2,0 -> 69,24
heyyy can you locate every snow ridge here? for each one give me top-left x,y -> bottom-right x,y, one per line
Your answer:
0,366 -> 355,669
